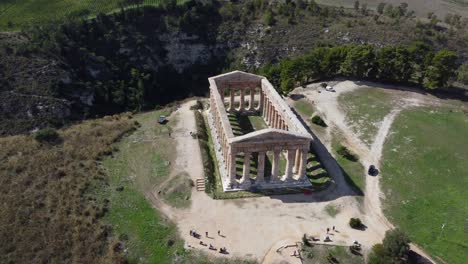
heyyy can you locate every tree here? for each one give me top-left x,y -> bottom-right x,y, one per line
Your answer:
354,1 -> 360,11
457,64 -> 468,85
35,128 -> 60,143
424,49 -> 458,89
264,8 -> 275,26
341,45 -> 376,79
377,2 -> 386,15
384,4 -> 395,18
382,228 -> 410,262
368,244 -> 389,264
376,46 -> 413,83
349,217 -> 363,228
361,3 -> 368,15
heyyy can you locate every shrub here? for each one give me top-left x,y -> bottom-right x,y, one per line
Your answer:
302,233 -> 311,247
349,217 -> 363,229
337,145 -> 359,161
34,128 -> 60,143
382,228 -> 410,261
311,115 -> 327,127
368,244 -> 386,264
320,82 -> 327,88
190,100 -> 203,110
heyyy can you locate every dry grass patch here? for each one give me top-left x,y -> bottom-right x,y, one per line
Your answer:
0,114 -> 135,263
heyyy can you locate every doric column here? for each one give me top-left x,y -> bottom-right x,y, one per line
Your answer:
297,148 -> 309,181
293,148 -> 301,174
256,151 -> 265,183
259,90 -> 264,112
272,110 -> 277,128
267,101 -> 271,125
240,88 -> 245,111
284,149 -> 295,181
229,88 -> 235,112
271,150 -> 280,182
229,151 -> 237,187
249,87 -> 255,111
241,152 -> 251,186
275,112 -> 280,129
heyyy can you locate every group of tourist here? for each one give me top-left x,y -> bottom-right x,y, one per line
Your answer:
189,229 -> 228,254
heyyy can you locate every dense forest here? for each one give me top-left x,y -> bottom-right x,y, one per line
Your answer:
1,0 -> 467,135
258,43 -> 459,94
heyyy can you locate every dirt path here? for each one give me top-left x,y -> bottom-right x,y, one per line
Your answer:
295,81 -> 439,262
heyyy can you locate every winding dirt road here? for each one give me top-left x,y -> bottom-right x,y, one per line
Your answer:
295,81 -> 439,262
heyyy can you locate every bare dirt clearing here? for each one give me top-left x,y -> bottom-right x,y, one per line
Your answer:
149,101 -> 382,263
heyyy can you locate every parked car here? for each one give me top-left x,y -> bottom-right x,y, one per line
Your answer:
326,86 -> 336,92
368,165 -> 379,176
158,115 -> 167,124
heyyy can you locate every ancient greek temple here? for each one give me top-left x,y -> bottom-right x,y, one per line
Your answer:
207,71 -> 313,191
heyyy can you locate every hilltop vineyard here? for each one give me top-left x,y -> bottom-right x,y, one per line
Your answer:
0,0 -> 188,30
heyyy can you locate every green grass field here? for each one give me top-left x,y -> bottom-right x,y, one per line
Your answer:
381,107 -> 468,264
99,108 -> 187,263
331,132 -> 365,193
294,99 -> 316,118
338,87 -> 396,146
0,0 -> 187,31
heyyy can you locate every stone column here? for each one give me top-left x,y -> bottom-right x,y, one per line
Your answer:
272,110 -> 277,128
256,151 -> 265,183
293,148 -> 301,174
259,90 -> 264,112
241,152 -> 251,186
275,111 -> 280,129
240,88 -> 245,111
229,88 -> 235,112
229,151 -> 237,187
265,99 -> 270,124
250,87 -> 255,111
271,150 -> 280,182
284,149 -> 295,182
297,148 -> 309,181
266,101 -> 271,123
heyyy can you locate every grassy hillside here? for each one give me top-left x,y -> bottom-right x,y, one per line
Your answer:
0,114 -> 135,263
382,107 -> 468,264
0,0 -> 187,31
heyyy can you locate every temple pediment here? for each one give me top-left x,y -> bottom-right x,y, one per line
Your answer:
209,71 -> 264,84
230,129 -> 311,144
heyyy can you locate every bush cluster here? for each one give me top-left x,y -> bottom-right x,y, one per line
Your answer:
368,229 -> 411,264
337,145 -> 359,162
311,115 -> 327,127
34,128 -> 60,143
349,217 -> 363,229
